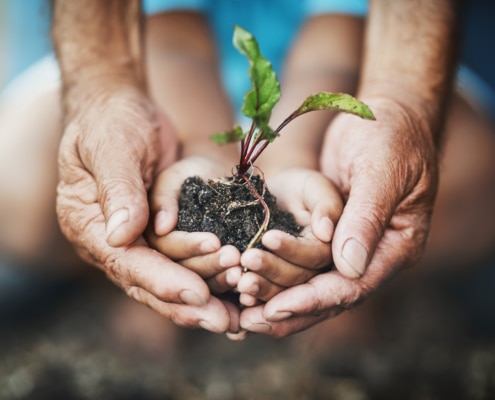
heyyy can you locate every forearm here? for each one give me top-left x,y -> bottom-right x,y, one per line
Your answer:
359,0 -> 460,143
145,12 -> 237,166
52,0 -> 144,116
260,15 -> 364,175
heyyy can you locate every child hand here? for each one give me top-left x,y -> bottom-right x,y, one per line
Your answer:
146,156 -> 243,294
237,168 -> 343,306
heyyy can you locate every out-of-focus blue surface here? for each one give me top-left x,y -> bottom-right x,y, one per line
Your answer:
2,0 -> 495,115
460,0 -> 495,95
1,0 -> 52,87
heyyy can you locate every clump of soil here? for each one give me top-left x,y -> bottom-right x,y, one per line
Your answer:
176,175 -> 301,252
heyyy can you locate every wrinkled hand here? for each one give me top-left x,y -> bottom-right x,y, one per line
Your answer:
147,156 -> 243,294
57,86 -> 237,333
240,98 -> 439,337
237,168 -> 343,306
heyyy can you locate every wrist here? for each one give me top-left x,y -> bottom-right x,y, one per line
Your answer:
63,76 -> 146,120
357,85 -> 443,147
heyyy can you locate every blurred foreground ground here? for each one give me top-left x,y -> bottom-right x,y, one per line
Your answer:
1,262 -> 495,400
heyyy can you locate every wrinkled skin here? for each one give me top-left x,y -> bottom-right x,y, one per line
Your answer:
239,98 -> 439,337
56,86 -> 239,333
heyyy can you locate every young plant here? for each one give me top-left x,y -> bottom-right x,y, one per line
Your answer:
211,25 -> 375,250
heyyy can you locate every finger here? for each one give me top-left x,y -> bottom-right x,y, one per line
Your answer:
242,226 -> 425,337
260,271 -> 360,322
263,222 -> 427,322
150,165 -> 183,236
241,247 -> 317,287
287,172 -> 343,243
128,286 -> 231,333
332,171 -> 398,279
240,305 -> 331,338
261,229 -> 332,270
113,245 -> 212,306
56,187 -> 213,306
206,266 -> 243,293
61,123 -> 158,248
237,271 -> 284,303
151,157 -> 225,235
226,330 -> 248,341
148,230 -> 221,260
223,299 -> 242,334
238,293 -> 260,307
181,245 -> 240,278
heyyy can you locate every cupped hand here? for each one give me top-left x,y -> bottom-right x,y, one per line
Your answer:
56,86 -> 238,333
239,97 -> 440,337
147,156 -> 243,294
237,168 -> 343,306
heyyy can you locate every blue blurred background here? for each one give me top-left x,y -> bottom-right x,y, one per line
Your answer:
0,0 -> 52,88
1,0 -> 494,104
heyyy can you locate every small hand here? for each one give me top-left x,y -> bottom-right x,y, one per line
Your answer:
147,156 -> 243,294
237,168 -> 343,306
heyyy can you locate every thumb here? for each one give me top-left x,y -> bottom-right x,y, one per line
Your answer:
332,174 -> 398,279
150,167 -> 183,236
94,143 -> 152,248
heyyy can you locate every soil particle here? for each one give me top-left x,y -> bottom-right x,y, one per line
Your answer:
176,175 -> 301,252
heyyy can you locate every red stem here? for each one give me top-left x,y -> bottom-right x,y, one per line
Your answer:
239,173 -> 270,233
274,110 -> 299,134
239,121 -> 257,173
247,140 -> 268,167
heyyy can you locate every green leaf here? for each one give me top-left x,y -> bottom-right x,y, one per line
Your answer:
295,92 -> 376,120
233,25 -> 281,125
211,125 -> 246,144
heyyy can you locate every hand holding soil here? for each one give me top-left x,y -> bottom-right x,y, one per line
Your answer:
237,168 -> 343,306
147,26 -> 373,336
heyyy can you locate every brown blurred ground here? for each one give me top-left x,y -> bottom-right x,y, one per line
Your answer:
1,261 -> 495,400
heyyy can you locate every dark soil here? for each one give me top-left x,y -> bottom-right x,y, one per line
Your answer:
176,175 -> 301,252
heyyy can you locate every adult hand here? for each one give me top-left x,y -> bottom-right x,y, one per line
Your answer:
237,168 -> 342,306
56,86 -> 237,333
240,97 -> 439,337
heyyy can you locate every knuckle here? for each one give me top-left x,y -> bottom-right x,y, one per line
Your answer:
126,285 -> 146,304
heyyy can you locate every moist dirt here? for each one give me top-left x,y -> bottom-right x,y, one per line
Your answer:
176,175 -> 301,252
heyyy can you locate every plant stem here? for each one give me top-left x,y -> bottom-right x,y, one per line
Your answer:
239,121 -> 257,174
240,174 -> 270,268
247,140 -> 268,167
274,110 -> 299,134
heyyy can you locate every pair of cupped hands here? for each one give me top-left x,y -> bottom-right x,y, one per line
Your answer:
56,86 -> 438,339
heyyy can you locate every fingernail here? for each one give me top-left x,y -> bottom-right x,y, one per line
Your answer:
341,238 -> 368,278
245,322 -> 272,333
226,330 -> 248,341
154,210 -> 168,235
106,208 -> 130,243
226,268 -> 239,287
263,232 -> 281,250
245,251 -> 262,271
179,289 -> 206,306
317,217 -> 334,242
200,239 -> 218,253
267,310 -> 292,321
219,249 -> 237,268
248,284 -> 260,296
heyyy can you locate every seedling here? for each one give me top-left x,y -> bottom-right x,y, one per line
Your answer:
210,25 -> 375,250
